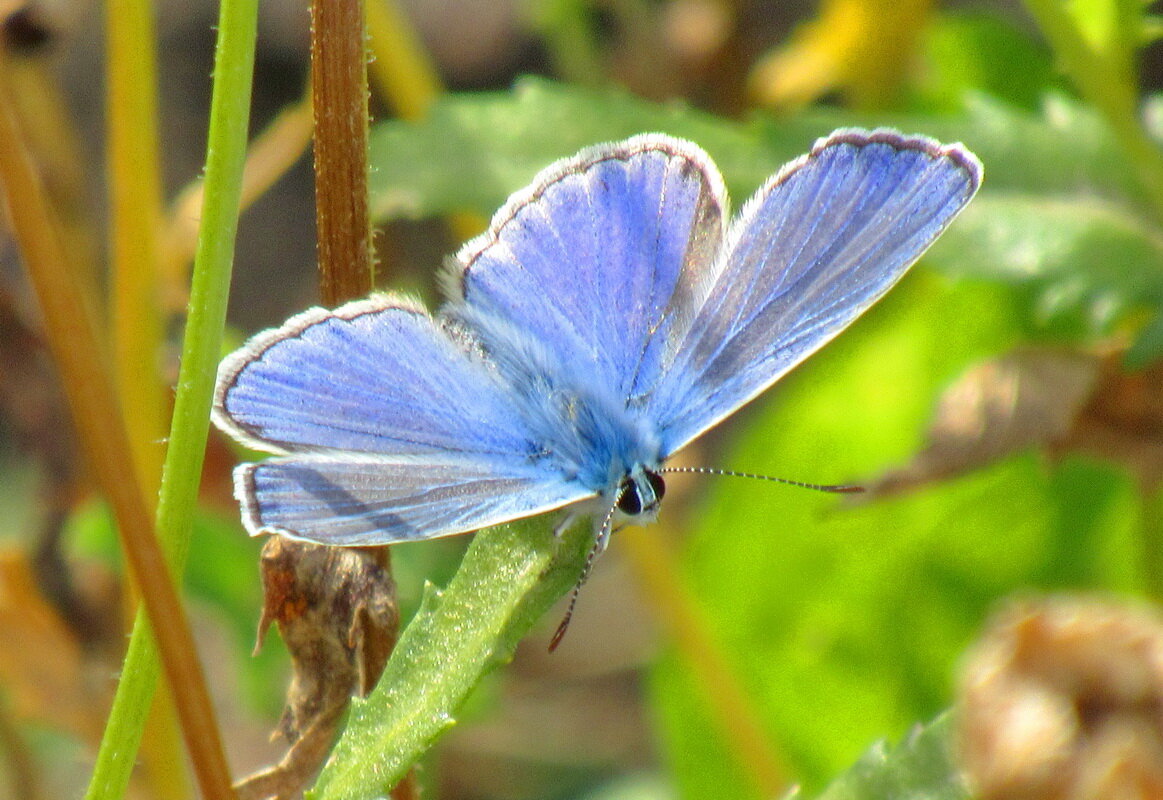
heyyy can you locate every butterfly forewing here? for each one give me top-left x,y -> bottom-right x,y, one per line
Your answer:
646,130 -> 982,455
452,134 -> 727,405
214,296 -> 535,458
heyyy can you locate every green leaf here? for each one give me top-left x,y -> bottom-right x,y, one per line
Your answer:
918,13 -> 1060,112
930,94 -> 1146,203
367,77 -> 816,221
814,714 -> 968,800
938,95 -> 1163,357
309,516 -> 592,800
369,79 -> 1150,215
932,190 -> 1163,336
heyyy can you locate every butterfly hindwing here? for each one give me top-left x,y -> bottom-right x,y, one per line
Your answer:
236,455 -> 593,545
647,129 -> 983,454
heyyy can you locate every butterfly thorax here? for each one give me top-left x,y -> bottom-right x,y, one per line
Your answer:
515,366 -> 664,503
449,306 -> 665,507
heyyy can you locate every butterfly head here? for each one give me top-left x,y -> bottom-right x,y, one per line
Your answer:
550,462 -> 667,653
613,464 -> 666,522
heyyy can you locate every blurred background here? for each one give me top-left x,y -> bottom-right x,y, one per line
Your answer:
3,0 -> 1163,798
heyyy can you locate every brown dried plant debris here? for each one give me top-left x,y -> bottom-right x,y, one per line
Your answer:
866,347 -> 1163,498
0,288 -> 123,652
0,551 -> 116,745
958,595 -> 1163,800
234,537 -> 399,800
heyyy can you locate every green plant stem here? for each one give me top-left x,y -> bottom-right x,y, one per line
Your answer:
0,62 -> 233,800
101,4 -> 188,791
105,0 -> 167,498
310,519 -> 591,800
1022,0 -> 1163,224
83,0 -> 259,796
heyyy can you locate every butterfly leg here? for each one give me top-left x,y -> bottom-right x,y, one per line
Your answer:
552,511 -> 579,538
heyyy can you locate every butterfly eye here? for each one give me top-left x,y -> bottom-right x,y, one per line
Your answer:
616,479 -> 643,515
616,472 -> 666,516
647,471 -> 666,501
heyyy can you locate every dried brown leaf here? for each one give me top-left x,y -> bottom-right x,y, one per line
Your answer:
0,551 -> 112,743
1064,356 -> 1163,490
958,595 -> 1163,800
234,537 -> 399,800
866,347 -> 1163,497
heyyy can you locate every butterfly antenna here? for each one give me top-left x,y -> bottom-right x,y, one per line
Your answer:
660,465 -> 865,494
549,499 -> 619,652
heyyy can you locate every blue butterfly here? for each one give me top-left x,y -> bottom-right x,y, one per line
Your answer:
213,129 -> 981,621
